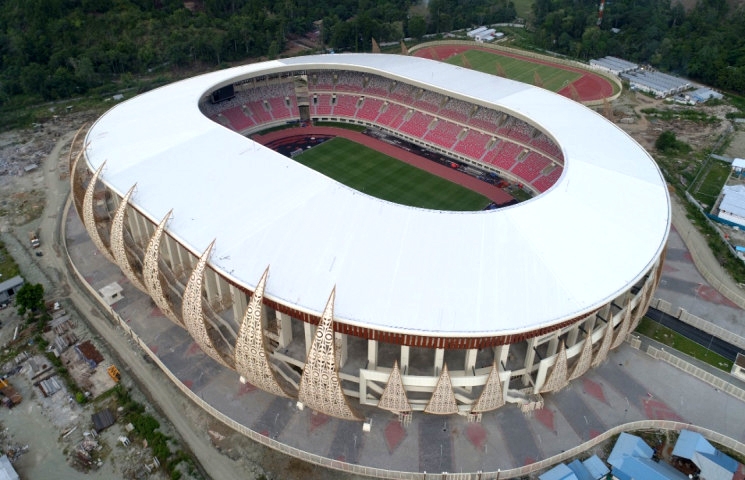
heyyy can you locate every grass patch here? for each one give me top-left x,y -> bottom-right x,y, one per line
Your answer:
294,137 -> 491,211
312,121 -> 367,132
692,160 -> 731,207
642,107 -> 719,124
0,241 -> 21,280
635,317 -> 734,371
446,49 -> 581,92
512,0 -> 534,19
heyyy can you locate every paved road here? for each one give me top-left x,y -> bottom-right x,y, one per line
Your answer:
646,307 -> 745,361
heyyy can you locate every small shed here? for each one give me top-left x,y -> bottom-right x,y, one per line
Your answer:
733,353 -> 745,381
582,454 -> 610,479
732,158 -> 745,176
0,454 -> 20,480
91,408 -> 116,433
75,340 -> 104,369
98,282 -> 123,306
567,459 -> 595,480
0,276 -> 24,305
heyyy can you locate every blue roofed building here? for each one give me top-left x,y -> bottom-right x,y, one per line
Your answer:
672,429 -> 738,480
567,459 -> 595,480
582,454 -> 610,479
539,462 -> 577,480
540,455 -> 610,480
609,432 -> 689,480
612,456 -> 690,480
608,432 -> 655,466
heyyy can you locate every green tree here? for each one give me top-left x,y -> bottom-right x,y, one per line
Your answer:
15,282 -> 45,317
655,130 -> 690,154
408,15 -> 426,39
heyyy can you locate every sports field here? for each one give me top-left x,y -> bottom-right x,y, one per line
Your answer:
294,137 -> 491,211
414,44 -> 616,101
446,49 -> 581,92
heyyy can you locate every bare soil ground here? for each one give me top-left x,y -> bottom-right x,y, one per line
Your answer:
0,306 -> 172,479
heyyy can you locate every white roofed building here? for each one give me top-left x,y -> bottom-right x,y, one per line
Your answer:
718,185 -> 745,228
75,54 -> 669,420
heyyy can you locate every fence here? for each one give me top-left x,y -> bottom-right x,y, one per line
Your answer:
651,298 -> 745,351
407,40 -> 623,106
646,345 -> 745,402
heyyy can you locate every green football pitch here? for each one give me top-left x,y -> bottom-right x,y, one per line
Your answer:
293,137 -> 491,211
445,49 -> 581,93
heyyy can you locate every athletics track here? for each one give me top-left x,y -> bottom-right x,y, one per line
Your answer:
412,45 -> 614,102
252,126 -> 516,205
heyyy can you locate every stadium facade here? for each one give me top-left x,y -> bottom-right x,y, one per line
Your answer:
73,54 -> 670,420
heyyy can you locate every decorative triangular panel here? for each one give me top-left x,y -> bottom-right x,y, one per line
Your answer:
591,316 -> 615,367
471,362 -> 505,413
182,241 -> 232,368
611,302 -> 632,350
82,162 -> 116,264
142,210 -> 181,326
298,289 -> 361,420
424,364 -> 459,415
569,332 -> 594,380
234,267 -> 290,398
377,361 -> 411,413
111,185 -> 147,293
540,342 -> 568,393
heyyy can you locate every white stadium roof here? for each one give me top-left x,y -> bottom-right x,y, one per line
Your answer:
85,53 -> 670,338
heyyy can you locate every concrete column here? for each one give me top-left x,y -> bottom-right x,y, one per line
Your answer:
533,358 -> 549,394
215,274 -> 229,300
367,339 -> 378,369
464,348 -> 477,374
585,314 -> 598,340
164,235 -> 178,269
567,324 -> 580,347
127,207 -> 140,245
547,336 -> 559,358
400,345 -> 410,374
204,268 -> 218,303
522,337 -> 537,386
494,344 -> 510,369
599,302 -> 611,323
230,284 -> 247,325
434,348 -> 444,375
304,322 -> 315,355
276,311 -> 292,348
336,332 -> 347,367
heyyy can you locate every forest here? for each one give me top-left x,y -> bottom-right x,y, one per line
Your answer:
531,0 -> 745,94
0,0 -> 514,105
0,0 -> 743,110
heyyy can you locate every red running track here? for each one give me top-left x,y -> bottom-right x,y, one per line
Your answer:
252,127 -> 515,205
413,45 -> 614,102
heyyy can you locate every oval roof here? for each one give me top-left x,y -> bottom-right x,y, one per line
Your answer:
85,53 -> 670,337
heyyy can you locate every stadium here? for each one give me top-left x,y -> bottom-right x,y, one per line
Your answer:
72,53 -> 670,421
